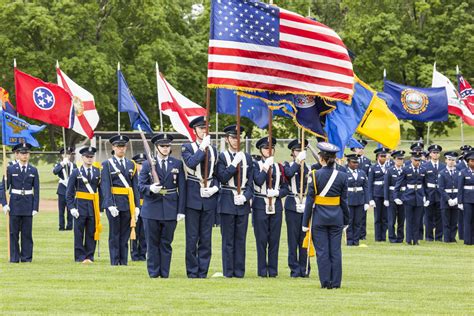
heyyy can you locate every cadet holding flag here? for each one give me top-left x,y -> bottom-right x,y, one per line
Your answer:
53,147 -> 76,231
424,144 -> 445,241
457,151 -> 474,245
438,152 -> 460,243
351,140 -> 371,240
131,153 -> 147,261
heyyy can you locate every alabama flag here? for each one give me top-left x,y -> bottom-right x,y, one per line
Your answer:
57,66 -> 99,138
157,65 -> 206,141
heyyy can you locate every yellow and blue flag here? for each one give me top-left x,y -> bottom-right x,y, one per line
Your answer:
1,111 -> 45,147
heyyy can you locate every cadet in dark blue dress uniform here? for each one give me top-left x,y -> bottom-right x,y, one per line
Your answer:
101,135 -> 140,266
423,144 -> 445,241
458,151 -> 474,245
438,151 -> 460,243
252,136 -> 288,277
216,125 -> 253,278
303,142 -> 349,289
53,147 -> 77,231
139,134 -> 186,277
181,116 -> 219,278
345,154 -> 369,246
1,143 -> 40,263
368,147 -> 390,241
130,153 -> 147,261
383,150 -> 406,243
352,140 -> 371,240
456,145 -> 472,240
283,139 -> 310,277
404,142 -> 424,167
394,150 -> 429,245
66,147 -> 101,263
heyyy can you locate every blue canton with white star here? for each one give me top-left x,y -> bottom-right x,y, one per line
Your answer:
33,87 -> 55,109
211,0 -> 280,47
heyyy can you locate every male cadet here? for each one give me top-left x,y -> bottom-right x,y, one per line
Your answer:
394,149 -> 429,245
181,116 -> 219,278
252,136 -> 288,277
438,151 -> 460,243
456,145 -> 472,240
1,143 -> 39,262
345,154 -> 369,246
283,139 -> 310,277
368,147 -> 389,241
458,151 -> 474,245
130,153 -> 147,261
383,150 -> 406,243
53,147 -> 77,231
216,125 -> 253,278
352,140 -> 371,240
423,144 -> 445,241
139,134 -> 186,278
101,135 -> 140,266
405,142 -> 424,167
66,147 -> 101,263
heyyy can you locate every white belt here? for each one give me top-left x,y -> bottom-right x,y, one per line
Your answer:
373,181 -> 384,185
444,189 -> 458,193
464,186 -> 474,190
426,183 -> 438,188
348,187 -> 363,192
389,186 -> 406,191
11,189 -> 34,195
407,184 -> 422,190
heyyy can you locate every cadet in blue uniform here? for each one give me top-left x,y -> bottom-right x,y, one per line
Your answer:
345,154 -> 369,246
283,139 -> 310,277
383,150 -> 406,243
368,147 -> 390,241
423,144 -> 445,241
458,151 -> 474,245
302,142 -> 349,289
252,136 -> 288,277
139,134 -> 186,277
438,151 -> 460,243
66,147 -> 101,263
101,135 -> 140,266
181,116 -> 219,278
405,142 -> 424,167
456,145 -> 472,240
394,150 -> 429,245
351,139 -> 371,241
130,153 -> 147,261
1,143 -> 40,262
53,147 -> 77,231
216,125 -> 253,278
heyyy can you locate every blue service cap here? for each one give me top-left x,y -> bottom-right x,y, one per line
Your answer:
444,151 -> 458,159
79,146 -> 96,156
316,142 -> 340,153
109,134 -> 130,146
287,139 -> 308,150
374,147 -> 389,155
132,153 -> 147,163
464,151 -> 474,161
151,133 -> 174,145
344,153 -> 359,162
60,147 -> 75,154
256,136 -> 277,149
428,144 -> 442,152
223,124 -> 244,135
188,116 -> 209,129
12,143 -> 32,153
391,150 -> 406,158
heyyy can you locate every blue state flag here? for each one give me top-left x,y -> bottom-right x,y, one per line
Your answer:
1,110 -> 45,147
383,80 -> 448,121
118,70 -> 153,133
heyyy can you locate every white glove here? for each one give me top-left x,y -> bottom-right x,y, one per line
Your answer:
177,213 -> 185,221
108,206 -> 119,217
394,199 -> 403,205
296,204 -> 305,213
364,204 -> 370,211
423,197 -> 430,207
3,204 -> 10,214
262,156 -> 274,171
32,210 -> 38,216
60,158 -> 69,166
199,135 -> 211,150
369,200 -> 376,208
383,200 -> 390,207
201,186 -> 219,198
70,208 -> 79,219
458,204 -> 463,210
234,194 -> 246,205
231,152 -> 245,167
453,198 -> 458,205
266,188 -> 279,198
135,207 -> 140,221
448,199 -> 455,207
296,150 -> 306,164
150,183 -> 162,194
302,226 -> 309,232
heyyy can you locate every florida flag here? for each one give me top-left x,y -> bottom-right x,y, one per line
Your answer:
57,66 -> 99,138
157,66 -> 206,141
15,68 -> 73,128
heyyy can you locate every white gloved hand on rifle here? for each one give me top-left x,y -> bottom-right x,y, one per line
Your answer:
60,158 -> 69,166
364,204 -> 370,211
233,194 -> 246,205
423,197 -> 430,207
177,213 -> 185,222
199,135 -> 211,151
231,152 -> 245,167
296,203 -> 305,213
266,188 -> 279,198
394,199 -> 403,205
262,156 -> 274,172
70,208 -> 79,219
295,150 -> 306,164
32,210 -> 38,216
108,206 -> 119,217
458,204 -> 464,211
369,200 -> 376,208
3,204 -> 10,215
135,207 -> 140,221
150,183 -> 162,194
383,200 -> 390,207
302,226 -> 309,233
201,186 -> 219,198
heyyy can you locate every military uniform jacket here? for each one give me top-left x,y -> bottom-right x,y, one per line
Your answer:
438,168 -> 459,209
216,151 -> 253,216
368,163 -> 387,200
358,156 -> 371,175
423,161 -> 446,203
101,157 -> 139,211
283,161 -> 309,212
2,163 -> 40,216
394,165 -> 427,207
384,166 -> 404,201
53,161 -> 77,195
139,156 -> 186,221
346,168 -> 369,206
252,160 -> 289,213
311,163 -> 347,172
303,166 -> 349,227
181,143 -> 219,211
458,168 -> 474,204
66,166 -> 101,217
456,160 -> 468,171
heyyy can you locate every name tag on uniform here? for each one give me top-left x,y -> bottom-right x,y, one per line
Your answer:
427,170 -> 433,173
466,177 -> 472,180
361,177 -> 365,180
407,174 -> 413,176
392,175 -> 397,178
375,171 -> 380,174
29,174 -> 35,177
12,174 -> 18,177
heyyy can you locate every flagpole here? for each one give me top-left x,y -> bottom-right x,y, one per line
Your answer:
117,62 -> 121,135
299,129 -> 305,202
267,108 -> 274,213
236,94 -> 241,195
203,88 -> 211,187
456,65 -> 465,145
3,145 -> 10,261
215,112 -> 219,143
156,62 -> 164,133
56,60 -> 68,155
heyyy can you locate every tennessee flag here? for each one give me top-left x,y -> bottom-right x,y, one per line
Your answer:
15,68 -> 73,128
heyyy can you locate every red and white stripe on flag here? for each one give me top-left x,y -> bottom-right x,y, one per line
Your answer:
157,73 -> 206,141
207,0 -> 354,102
57,68 -> 99,138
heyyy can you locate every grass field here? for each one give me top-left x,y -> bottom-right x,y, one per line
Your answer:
0,210 -> 472,314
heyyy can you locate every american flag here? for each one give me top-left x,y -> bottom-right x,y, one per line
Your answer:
207,0 -> 354,102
